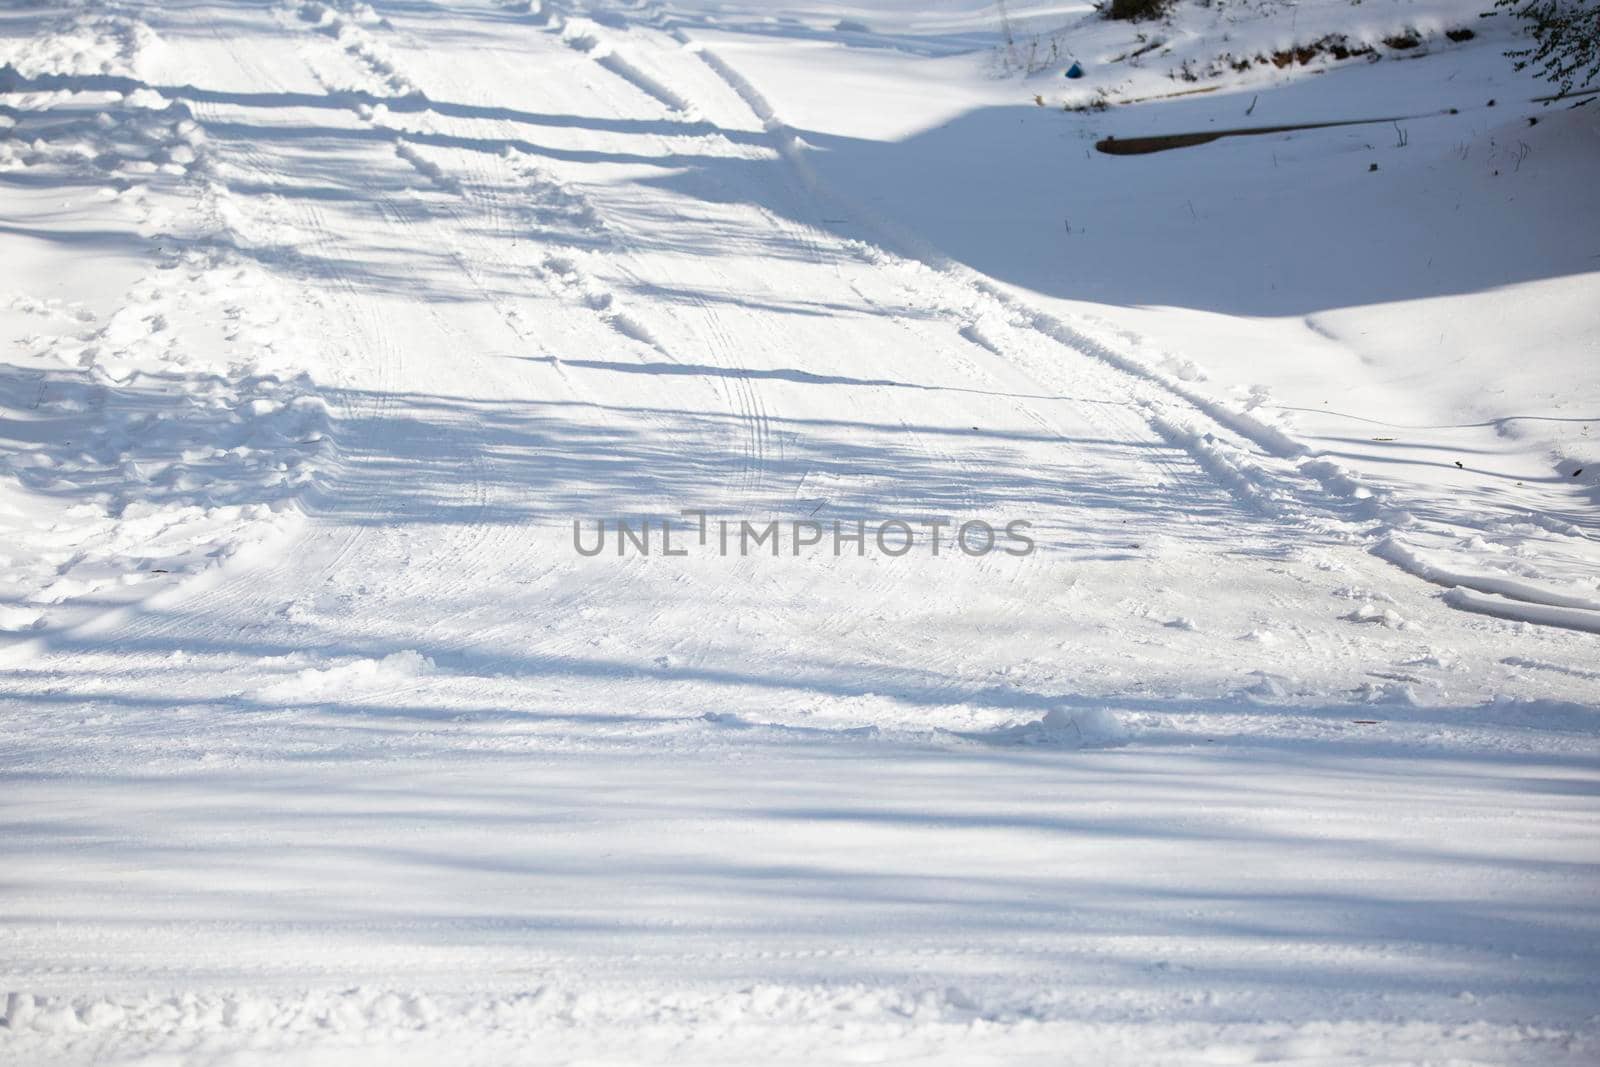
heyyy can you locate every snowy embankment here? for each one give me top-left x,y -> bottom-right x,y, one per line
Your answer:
0,0 -> 1597,1064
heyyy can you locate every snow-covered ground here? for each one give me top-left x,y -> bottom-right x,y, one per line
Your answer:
1,0 -> 1596,1063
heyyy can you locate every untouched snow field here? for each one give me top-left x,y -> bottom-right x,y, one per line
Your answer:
1,0 -> 1597,1063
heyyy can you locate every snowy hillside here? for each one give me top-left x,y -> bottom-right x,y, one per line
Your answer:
1,0 -> 1597,1064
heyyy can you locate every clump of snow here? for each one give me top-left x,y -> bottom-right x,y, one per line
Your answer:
1342,601 -> 1413,630
996,707 -> 1128,747
1159,354 -> 1205,382
1356,680 -> 1421,706
1244,672 -> 1293,699
253,650 -> 437,702
0,605 -> 44,632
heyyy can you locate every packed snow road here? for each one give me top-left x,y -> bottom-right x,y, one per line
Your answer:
1,1 -> 1597,1063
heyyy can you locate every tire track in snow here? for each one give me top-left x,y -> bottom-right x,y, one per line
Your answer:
328,6 -> 775,515
520,19 -> 789,511
511,17 -> 1051,672
165,4 -> 601,646
535,20 -> 797,510
551,21 -> 1097,524
268,1 -> 794,671
568,17 -> 1252,531
245,6 -> 512,604
531,17 -> 1219,656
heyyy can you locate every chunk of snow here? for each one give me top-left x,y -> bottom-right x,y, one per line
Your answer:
996,707 -> 1128,748
253,650 -> 437,702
